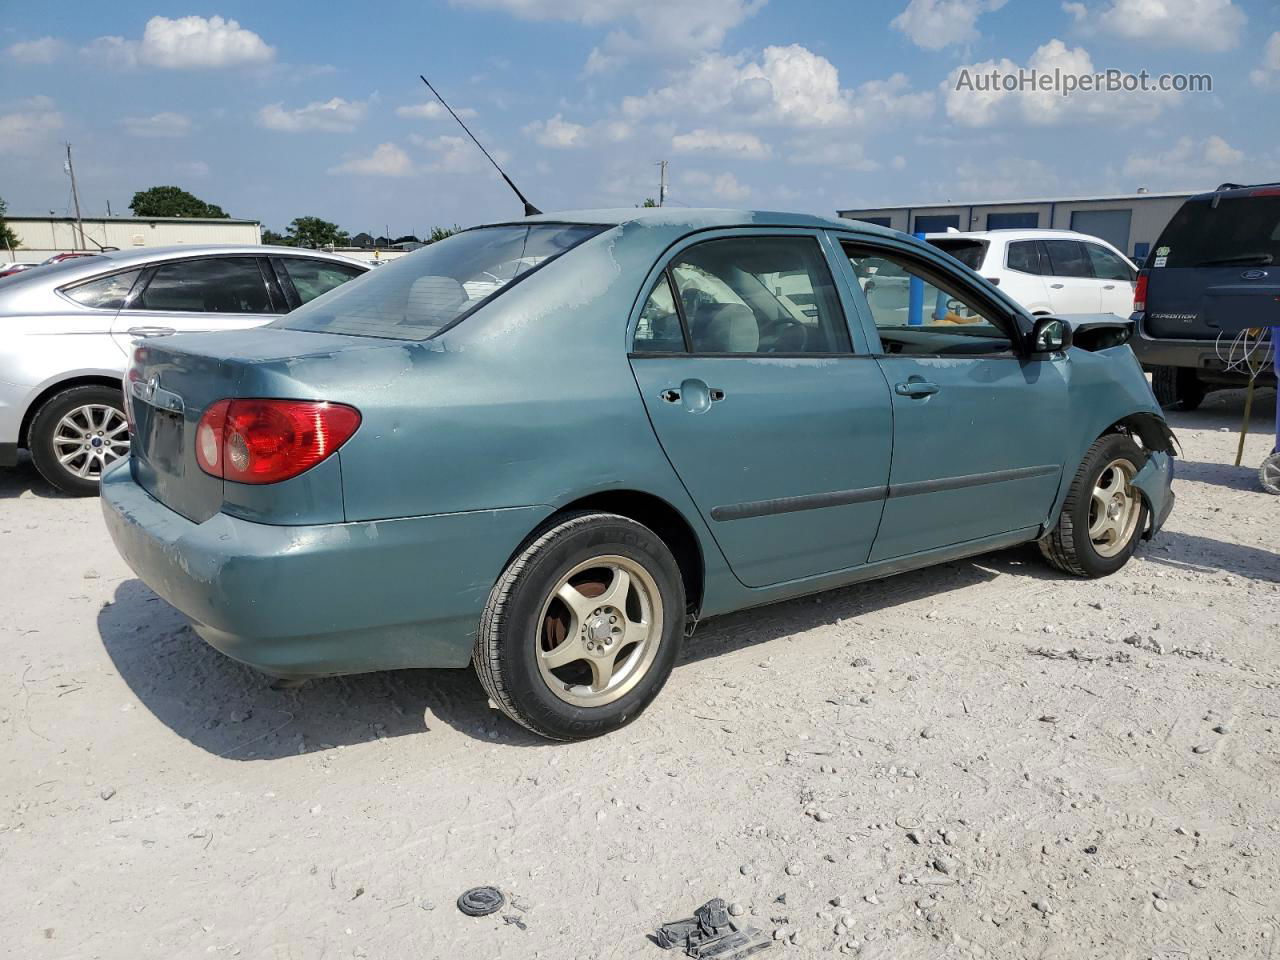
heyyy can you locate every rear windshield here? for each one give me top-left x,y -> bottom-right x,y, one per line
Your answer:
927,238 -> 988,271
1154,195 -> 1280,268
273,223 -> 605,341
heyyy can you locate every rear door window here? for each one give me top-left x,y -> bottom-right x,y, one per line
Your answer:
275,257 -> 365,305
1084,243 -> 1135,282
61,269 -> 143,310
1155,195 -> 1280,267
135,257 -> 275,313
1006,240 -> 1042,274
926,238 -> 988,271
1042,240 -> 1093,278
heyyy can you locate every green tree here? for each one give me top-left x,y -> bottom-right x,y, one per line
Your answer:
285,216 -> 348,249
261,228 -> 293,246
426,225 -> 460,244
0,196 -> 18,251
130,185 -> 229,218
639,198 -> 659,208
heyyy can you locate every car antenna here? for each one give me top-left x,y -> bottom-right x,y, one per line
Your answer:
418,75 -> 542,217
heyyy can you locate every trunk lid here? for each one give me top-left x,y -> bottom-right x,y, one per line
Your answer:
126,328 -> 390,523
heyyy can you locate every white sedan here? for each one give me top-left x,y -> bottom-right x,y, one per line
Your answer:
927,229 -> 1138,318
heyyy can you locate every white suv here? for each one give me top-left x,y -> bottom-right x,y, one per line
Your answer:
926,229 -> 1138,318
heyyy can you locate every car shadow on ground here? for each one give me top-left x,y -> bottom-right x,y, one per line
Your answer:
1142,529 -> 1280,583
0,454 -> 69,500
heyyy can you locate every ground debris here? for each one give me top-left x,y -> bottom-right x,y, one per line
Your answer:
655,898 -> 772,958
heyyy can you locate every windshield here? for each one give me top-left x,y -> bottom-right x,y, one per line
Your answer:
273,223 -> 605,341
1154,195 -> 1280,268
927,238 -> 988,271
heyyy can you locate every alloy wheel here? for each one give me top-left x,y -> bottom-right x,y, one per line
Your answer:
53,403 -> 129,480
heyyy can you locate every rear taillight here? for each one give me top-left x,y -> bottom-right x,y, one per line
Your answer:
1133,272 -> 1148,313
195,399 -> 361,484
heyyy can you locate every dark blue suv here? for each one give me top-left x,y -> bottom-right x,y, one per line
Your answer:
1131,182 -> 1279,408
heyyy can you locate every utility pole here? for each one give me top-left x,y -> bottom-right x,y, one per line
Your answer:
657,160 -> 668,207
65,143 -> 85,251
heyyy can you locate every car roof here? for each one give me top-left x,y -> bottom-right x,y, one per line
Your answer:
508,206 -> 896,237
925,228 -> 1113,243
0,244 -> 367,290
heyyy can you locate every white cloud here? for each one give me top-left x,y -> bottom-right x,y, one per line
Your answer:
6,36 -> 65,64
523,113 -> 588,148
1251,31 -> 1280,86
891,0 -> 1008,50
328,143 -> 414,177
122,112 -> 193,138
671,129 -> 771,157
583,48 -> 620,75
0,96 -> 64,154
81,36 -> 139,69
84,15 -> 275,70
944,39 -> 1179,127
1062,1 -> 1088,20
411,133 -> 511,173
622,45 -> 933,130
257,97 -> 367,133
681,170 -> 751,202
1074,0 -> 1245,52
395,101 -> 477,119
787,141 -> 879,171
1124,135 -> 1244,183
451,0 -> 764,62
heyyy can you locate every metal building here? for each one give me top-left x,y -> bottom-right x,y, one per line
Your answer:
3,215 -> 262,262
836,190 -> 1197,262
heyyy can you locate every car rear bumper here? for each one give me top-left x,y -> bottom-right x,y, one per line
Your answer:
1131,326 -> 1276,383
100,459 -> 551,678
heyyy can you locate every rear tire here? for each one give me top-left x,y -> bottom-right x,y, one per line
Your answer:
1039,434 -> 1149,578
29,385 -> 129,496
1150,365 -> 1204,411
474,511 -> 685,741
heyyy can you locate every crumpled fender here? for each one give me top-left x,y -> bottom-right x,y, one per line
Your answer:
1132,450 -> 1175,538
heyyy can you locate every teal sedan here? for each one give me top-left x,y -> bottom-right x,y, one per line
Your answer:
102,209 -> 1175,741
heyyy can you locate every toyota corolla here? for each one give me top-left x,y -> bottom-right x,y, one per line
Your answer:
102,209 -> 1175,740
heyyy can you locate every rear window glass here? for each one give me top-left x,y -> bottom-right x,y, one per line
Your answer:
1006,240 -> 1041,274
62,269 -> 143,310
927,238 -> 987,271
1154,195 -> 1280,268
273,223 -> 605,341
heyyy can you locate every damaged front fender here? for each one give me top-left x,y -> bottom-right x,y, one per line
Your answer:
1132,450 -> 1175,538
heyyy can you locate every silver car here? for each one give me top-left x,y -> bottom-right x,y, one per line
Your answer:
0,245 -> 368,494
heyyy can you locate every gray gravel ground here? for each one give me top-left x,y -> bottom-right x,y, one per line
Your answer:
1,388 -> 1277,959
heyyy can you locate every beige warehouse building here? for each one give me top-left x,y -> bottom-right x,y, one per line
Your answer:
837,190 -> 1199,263
3,215 -> 262,262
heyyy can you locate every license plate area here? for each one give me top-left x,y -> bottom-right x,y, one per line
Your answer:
145,409 -> 184,477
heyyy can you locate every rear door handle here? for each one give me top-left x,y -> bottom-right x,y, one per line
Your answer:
126,325 -> 177,339
1049,283 -> 1065,289
1103,284 -> 1116,290
895,381 -> 940,398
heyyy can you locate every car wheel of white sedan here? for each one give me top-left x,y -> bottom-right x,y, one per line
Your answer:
29,385 -> 130,497
474,511 -> 685,741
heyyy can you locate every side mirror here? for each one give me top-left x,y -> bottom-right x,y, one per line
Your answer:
1030,316 -> 1072,354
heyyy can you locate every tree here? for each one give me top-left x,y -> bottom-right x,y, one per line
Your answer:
285,216 -> 348,249
639,198 -> 659,208
130,185 -> 228,219
0,196 -> 18,251
426,225 -> 460,244
393,234 -> 421,245
261,228 -> 293,246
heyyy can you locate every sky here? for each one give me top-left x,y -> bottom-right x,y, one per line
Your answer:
2,0 -> 1278,237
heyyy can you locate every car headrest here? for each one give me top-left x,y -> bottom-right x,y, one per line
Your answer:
694,303 -> 758,353
406,275 -> 467,323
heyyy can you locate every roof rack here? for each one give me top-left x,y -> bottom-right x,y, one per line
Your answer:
1215,180 -> 1280,191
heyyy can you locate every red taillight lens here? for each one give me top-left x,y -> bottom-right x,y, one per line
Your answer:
195,399 -> 360,484
1133,273 -> 1148,313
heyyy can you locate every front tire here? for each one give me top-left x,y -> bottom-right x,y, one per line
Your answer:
474,511 -> 685,741
1039,434 -> 1150,578
29,385 -> 129,496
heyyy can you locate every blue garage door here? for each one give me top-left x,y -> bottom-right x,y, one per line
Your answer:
913,214 -> 960,233
1070,209 -> 1132,254
987,212 -> 1039,229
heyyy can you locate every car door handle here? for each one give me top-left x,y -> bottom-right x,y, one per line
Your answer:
1103,284 -> 1116,290
1049,283 -> 1065,289
895,381 -> 939,398
126,325 -> 177,338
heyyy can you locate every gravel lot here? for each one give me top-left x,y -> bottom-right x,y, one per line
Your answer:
2,388 -> 1277,960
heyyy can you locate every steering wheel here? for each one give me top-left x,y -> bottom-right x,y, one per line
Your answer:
764,318 -> 807,352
